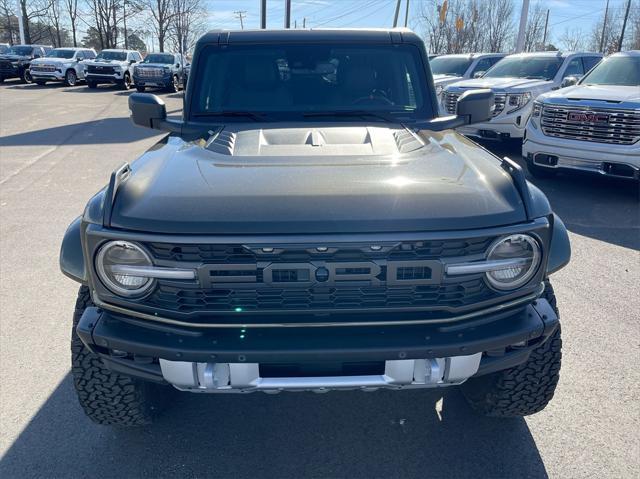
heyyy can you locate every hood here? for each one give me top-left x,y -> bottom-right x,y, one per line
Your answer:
31,57 -> 74,65
0,54 -> 30,61
450,76 -> 552,92
433,74 -> 463,87
136,62 -> 171,68
86,59 -> 126,65
539,84 -> 640,103
109,125 -> 526,235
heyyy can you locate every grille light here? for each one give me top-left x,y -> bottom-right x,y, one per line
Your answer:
485,234 -> 541,290
95,241 -> 154,297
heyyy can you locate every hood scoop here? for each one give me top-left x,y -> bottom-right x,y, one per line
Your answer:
205,125 -> 425,157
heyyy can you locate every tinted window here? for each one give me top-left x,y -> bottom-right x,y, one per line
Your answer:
96,51 -> 126,61
430,56 -> 473,76
46,49 -> 76,59
581,56 -> 640,86
84,50 -> 96,59
192,43 -> 431,121
563,57 -> 584,77
472,57 -> 500,76
582,56 -> 601,72
143,53 -> 174,64
484,56 -> 564,80
7,46 -> 34,56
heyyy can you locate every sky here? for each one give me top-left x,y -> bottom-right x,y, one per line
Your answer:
202,0 -> 631,47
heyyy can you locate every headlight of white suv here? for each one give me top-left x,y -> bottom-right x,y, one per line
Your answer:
531,100 -> 543,117
95,241 -> 155,297
506,92 -> 532,114
485,234 -> 541,290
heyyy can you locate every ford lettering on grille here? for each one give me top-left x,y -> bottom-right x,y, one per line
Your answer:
198,260 -> 443,289
567,111 -> 610,123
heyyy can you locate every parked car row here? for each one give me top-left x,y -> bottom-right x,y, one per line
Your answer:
0,45 -> 189,93
438,50 -> 639,181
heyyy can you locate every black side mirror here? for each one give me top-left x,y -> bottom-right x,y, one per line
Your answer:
560,75 -> 579,88
175,63 -> 180,68
456,89 -> 494,124
129,93 -> 182,133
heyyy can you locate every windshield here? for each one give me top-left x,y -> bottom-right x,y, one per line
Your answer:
143,53 -> 174,64
46,49 -> 76,59
484,56 -> 563,80
95,51 -> 126,61
429,56 -> 472,76
191,43 -> 431,121
7,46 -> 33,56
581,56 -> 640,86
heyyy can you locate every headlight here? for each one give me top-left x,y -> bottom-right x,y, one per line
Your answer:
506,92 -> 532,114
485,234 -> 541,290
532,100 -> 542,117
95,241 -> 154,297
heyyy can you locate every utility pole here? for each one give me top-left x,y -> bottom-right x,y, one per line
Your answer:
294,19 -> 297,28
303,17 -> 306,28
284,0 -> 291,28
392,0 -> 401,27
235,10 -> 246,29
123,1 -> 128,49
515,0 -> 530,53
404,0 -> 410,27
260,0 -> 267,29
617,0 -> 631,51
599,0 -> 609,53
16,0 -> 25,44
541,9 -> 549,48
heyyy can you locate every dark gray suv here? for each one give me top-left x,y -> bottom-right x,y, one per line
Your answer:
133,52 -> 187,93
61,29 -> 570,426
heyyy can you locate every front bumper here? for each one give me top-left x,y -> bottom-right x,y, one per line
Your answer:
77,295 -> 559,392
133,74 -> 172,88
31,70 -> 65,81
458,102 -> 534,140
85,72 -> 123,84
0,64 -> 20,78
523,121 -> 640,179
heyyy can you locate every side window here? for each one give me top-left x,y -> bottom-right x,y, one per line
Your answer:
563,57 -> 584,77
582,56 -> 601,73
85,50 -> 96,59
134,52 -> 142,62
76,52 -> 84,61
471,58 -> 495,76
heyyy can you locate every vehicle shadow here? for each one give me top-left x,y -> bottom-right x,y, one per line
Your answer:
0,117 -> 168,146
480,140 -> 640,251
0,374 -> 548,479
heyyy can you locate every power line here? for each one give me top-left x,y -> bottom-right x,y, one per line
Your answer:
312,0 -> 389,27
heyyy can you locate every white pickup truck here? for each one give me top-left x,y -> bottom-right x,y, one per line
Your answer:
430,53 -> 506,97
442,51 -> 602,140
523,50 -> 639,180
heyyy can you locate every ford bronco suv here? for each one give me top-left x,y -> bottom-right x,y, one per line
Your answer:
133,52 -> 187,93
0,44 -> 52,83
442,51 -> 602,141
83,49 -> 143,89
523,50 -> 640,180
30,47 -> 97,86
61,29 -> 571,426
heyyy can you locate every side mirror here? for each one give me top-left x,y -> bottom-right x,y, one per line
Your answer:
456,89 -> 494,124
175,63 -> 180,68
129,93 -> 183,133
473,71 -> 485,78
560,75 -> 579,88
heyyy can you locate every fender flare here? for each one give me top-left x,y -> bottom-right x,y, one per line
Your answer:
547,214 -> 571,275
60,216 -> 86,284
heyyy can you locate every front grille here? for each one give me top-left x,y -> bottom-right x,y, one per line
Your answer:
541,105 -> 640,145
0,60 -> 15,72
136,67 -> 165,78
31,65 -> 57,72
132,238 -> 501,317
443,91 -> 505,117
87,65 -> 115,75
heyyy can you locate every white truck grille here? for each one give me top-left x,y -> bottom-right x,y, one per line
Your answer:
443,91 -> 506,117
541,105 -> 640,145
31,64 -> 57,72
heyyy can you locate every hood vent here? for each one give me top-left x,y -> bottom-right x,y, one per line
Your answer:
207,131 -> 236,155
393,130 -> 425,153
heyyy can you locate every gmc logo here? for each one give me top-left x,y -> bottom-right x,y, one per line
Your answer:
567,111 -> 610,123
198,260 -> 443,289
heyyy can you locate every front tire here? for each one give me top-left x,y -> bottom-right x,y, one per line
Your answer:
120,73 -> 132,90
20,68 -> 32,84
168,74 -> 179,93
461,281 -> 562,417
71,286 -> 165,426
64,69 -> 78,86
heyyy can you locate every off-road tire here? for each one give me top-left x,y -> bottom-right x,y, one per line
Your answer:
527,159 -> 558,179
136,85 -> 145,93
87,81 -> 97,89
71,286 -> 165,426
461,281 -> 561,417
64,69 -> 77,86
120,73 -> 132,90
168,74 -> 179,93
20,68 -> 32,84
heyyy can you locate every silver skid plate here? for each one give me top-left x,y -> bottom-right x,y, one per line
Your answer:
159,354 -> 482,393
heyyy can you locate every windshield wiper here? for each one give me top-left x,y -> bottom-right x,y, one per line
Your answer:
194,111 -> 267,122
303,110 -> 400,123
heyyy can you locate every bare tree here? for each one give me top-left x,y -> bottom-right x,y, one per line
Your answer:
144,0 -> 174,51
19,0 -> 53,44
65,0 -> 79,46
47,0 -> 63,46
559,27 -> 586,52
589,4 -> 623,53
0,0 -> 18,44
483,0 -> 514,52
169,0 -> 205,55
523,3 -> 548,52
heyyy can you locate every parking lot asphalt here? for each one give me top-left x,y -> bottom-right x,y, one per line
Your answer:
1,79 -> 639,479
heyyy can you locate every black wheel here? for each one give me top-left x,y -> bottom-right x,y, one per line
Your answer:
136,85 -> 145,93
0,76 -> 5,83
527,159 -> 558,179
121,73 -> 132,90
71,286 -> 166,426
20,68 -> 32,84
64,69 -> 78,86
461,281 -> 562,417
35,80 -> 47,86
87,81 -> 97,89
168,74 -> 179,93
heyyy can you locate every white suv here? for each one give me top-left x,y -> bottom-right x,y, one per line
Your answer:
442,51 -> 602,140
523,50 -> 639,180
83,49 -> 143,90
430,53 -> 506,97
30,47 -> 97,86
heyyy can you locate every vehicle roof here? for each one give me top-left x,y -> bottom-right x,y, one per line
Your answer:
50,47 -> 94,51
15,44 -> 52,48
196,28 -> 423,46
100,49 -> 139,53
608,50 -> 640,57
504,51 -> 602,59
